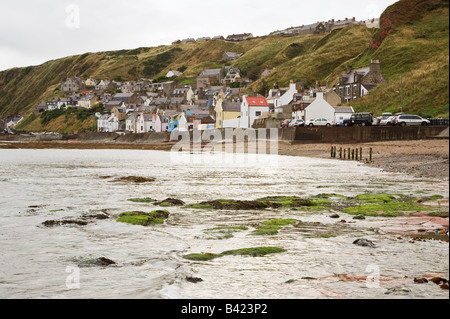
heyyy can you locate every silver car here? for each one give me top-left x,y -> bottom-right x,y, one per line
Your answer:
394,115 -> 430,126
306,118 -> 334,127
378,113 -> 393,126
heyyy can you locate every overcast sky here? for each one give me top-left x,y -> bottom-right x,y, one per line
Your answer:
0,0 -> 398,71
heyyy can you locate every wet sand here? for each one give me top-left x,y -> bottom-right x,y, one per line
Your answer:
0,135 -> 448,180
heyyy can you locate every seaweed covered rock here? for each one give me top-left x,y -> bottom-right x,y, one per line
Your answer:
117,210 -> 170,226
111,176 -> 155,184
185,199 -> 275,210
154,198 -> 185,207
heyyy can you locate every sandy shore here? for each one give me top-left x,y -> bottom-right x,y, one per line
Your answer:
278,139 -> 449,180
1,135 -> 448,181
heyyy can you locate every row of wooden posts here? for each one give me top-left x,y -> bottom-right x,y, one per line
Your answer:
331,146 -> 373,162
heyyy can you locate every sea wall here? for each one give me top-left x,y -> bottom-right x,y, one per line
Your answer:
75,126 -> 448,145
292,126 -> 448,143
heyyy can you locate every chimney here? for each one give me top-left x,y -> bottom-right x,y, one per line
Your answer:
370,60 -> 381,73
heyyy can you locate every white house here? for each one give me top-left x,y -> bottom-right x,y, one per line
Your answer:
6,117 -> 23,132
137,113 -> 154,133
239,96 -> 270,129
78,94 -> 98,109
97,114 -> 119,132
304,92 -> 336,122
166,70 -> 183,78
126,113 -> 138,133
271,81 -> 298,110
151,114 -> 162,132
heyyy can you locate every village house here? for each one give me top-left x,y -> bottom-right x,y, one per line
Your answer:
111,106 -> 127,121
6,117 -> 23,132
78,94 -> 98,109
240,96 -> 270,129
336,60 -> 386,103
197,69 -> 223,90
303,91 -> 354,124
104,100 -> 125,112
136,113 -> 155,133
334,106 -> 355,125
95,80 -> 115,91
85,79 -> 97,87
222,68 -> 242,85
166,70 -> 183,78
126,113 -> 138,133
222,52 -> 242,62
269,81 -> 298,111
193,115 -> 216,131
168,112 -> 188,132
215,99 -> 241,128
112,92 -> 140,104
97,114 -> 120,132
61,77 -> 84,92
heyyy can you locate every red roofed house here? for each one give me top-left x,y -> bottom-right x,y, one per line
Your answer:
240,96 -> 270,128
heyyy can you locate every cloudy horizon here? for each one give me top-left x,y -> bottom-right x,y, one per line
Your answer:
0,0 -> 398,72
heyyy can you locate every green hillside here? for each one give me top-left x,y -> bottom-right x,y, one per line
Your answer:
1,0 -> 448,122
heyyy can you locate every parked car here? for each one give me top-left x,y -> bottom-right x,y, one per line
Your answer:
377,113 -> 393,126
393,115 -> 431,126
281,119 -> 291,128
343,113 -> 374,126
383,116 -> 396,126
289,119 -> 305,127
306,118 -> 334,127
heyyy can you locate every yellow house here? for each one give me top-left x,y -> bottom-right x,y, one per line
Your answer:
215,98 -> 241,128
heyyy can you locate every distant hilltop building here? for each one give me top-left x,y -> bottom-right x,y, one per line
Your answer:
271,17 -> 378,36
226,33 -> 253,42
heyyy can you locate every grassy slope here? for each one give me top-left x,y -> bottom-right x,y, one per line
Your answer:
351,4 -> 449,117
2,0 -> 449,128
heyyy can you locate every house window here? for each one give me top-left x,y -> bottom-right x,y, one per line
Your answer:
255,111 -> 262,116
345,86 -> 350,96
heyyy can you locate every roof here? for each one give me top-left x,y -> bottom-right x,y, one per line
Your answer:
245,96 -> 269,107
222,102 -> 241,112
199,69 -> 221,77
334,107 -> 354,113
113,93 -> 135,98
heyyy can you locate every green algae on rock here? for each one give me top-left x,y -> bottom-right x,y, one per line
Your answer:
183,253 -> 221,261
182,246 -> 287,261
221,247 -> 287,257
251,219 -> 298,235
154,198 -> 185,207
117,210 -> 170,226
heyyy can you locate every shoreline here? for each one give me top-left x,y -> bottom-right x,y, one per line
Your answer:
0,136 -> 448,181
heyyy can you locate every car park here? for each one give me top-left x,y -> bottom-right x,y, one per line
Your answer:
393,114 -> 431,126
306,118 -> 334,127
343,113 -> 374,126
289,119 -> 305,127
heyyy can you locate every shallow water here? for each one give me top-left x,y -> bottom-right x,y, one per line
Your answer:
0,149 -> 448,299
